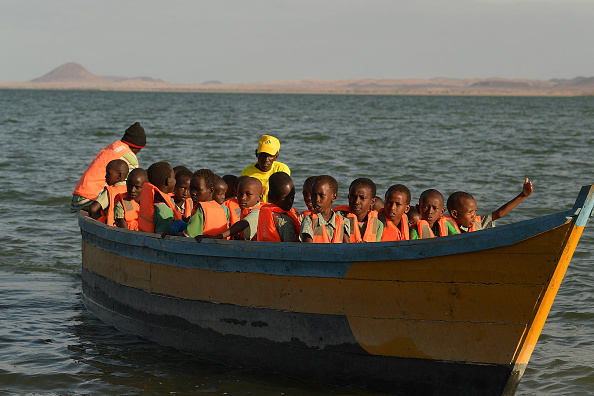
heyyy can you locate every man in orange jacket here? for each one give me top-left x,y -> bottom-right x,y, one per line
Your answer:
71,122 -> 146,212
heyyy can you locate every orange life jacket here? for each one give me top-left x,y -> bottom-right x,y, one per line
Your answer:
310,213 -> 345,243
196,200 -> 229,236
333,205 -> 378,243
442,215 -> 482,233
413,217 -> 457,239
96,184 -> 128,227
380,213 -> 410,241
223,198 -> 241,225
177,197 -> 193,218
114,192 -> 140,231
241,202 -> 262,219
138,182 -> 182,233
256,203 -> 301,242
73,140 -> 135,200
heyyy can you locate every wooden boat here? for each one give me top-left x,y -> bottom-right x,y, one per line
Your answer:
80,185 -> 594,396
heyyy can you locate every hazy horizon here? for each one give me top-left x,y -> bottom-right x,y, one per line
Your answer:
1,0 -> 593,84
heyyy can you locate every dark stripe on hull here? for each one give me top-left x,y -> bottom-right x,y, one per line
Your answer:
82,268 -> 523,396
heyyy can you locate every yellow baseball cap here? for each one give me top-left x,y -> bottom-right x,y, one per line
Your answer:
257,135 -> 280,155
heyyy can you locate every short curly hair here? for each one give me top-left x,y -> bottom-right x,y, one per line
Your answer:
312,175 -> 338,195
447,191 -> 475,212
192,169 -> 216,189
147,162 -> 173,186
385,184 -> 411,205
349,177 -> 376,197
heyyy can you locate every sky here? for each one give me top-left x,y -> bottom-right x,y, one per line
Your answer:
1,0 -> 593,84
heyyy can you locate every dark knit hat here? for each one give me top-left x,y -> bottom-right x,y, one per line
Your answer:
121,122 -> 146,148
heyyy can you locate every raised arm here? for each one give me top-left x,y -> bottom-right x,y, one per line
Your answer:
491,178 -> 533,221
196,220 -> 250,242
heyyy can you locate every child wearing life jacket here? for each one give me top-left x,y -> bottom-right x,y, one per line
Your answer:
407,206 -> 421,228
372,196 -> 385,212
178,169 -> 231,238
197,177 -> 263,241
301,176 -> 316,214
138,161 -> 181,233
257,172 -> 300,242
213,175 -> 228,205
223,175 -> 247,226
173,169 -> 194,220
222,175 -> 238,200
410,189 -> 459,239
334,178 -> 383,243
300,175 -> 350,243
445,178 -> 533,233
378,184 -> 411,241
88,159 -> 129,226
113,168 -> 148,230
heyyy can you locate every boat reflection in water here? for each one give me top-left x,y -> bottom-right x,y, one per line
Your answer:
80,185 -> 594,396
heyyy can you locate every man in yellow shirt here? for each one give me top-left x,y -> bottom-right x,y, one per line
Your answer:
241,135 -> 290,203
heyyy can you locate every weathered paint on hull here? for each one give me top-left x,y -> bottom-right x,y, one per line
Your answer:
79,185 -> 594,395
82,267 -> 520,396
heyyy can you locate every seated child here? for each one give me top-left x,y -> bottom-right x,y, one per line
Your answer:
222,175 -> 238,200
371,196 -> 385,212
407,206 -> 421,228
89,159 -> 129,226
181,169 -> 230,237
213,175 -> 228,205
138,161 -> 181,233
301,176 -> 316,215
300,175 -> 350,243
257,172 -> 301,242
113,168 -> 148,230
446,178 -> 533,233
410,189 -> 459,239
334,178 -> 383,242
223,175 -> 247,226
197,177 -> 263,241
173,169 -> 194,219
378,184 -> 411,241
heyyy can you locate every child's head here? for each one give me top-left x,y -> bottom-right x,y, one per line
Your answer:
311,175 -> 338,214
237,177 -> 263,210
371,196 -> 384,212
213,175 -> 228,205
302,176 -> 316,212
173,165 -> 191,175
348,178 -> 376,219
384,184 -> 411,224
222,175 -> 238,199
234,175 -> 248,197
447,191 -> 477,228
407,206 -> 421,226
255,135 -> 280,172
174,169 -> 193,203
417,189 -> 445,227
190,169 -> 216,204
105,159 -> 129,186
147,161 -> 175,193
268,172 -> 295,212
126,168 -> 148,203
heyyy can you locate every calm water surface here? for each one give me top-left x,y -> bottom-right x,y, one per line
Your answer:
0,89 -> 593,395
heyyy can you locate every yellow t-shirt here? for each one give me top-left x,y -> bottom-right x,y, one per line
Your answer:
240,161 -> 291,203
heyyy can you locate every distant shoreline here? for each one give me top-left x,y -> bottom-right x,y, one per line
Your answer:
1,80 -> 593,97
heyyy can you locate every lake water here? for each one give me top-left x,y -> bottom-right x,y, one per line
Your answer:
1,89 -> 593,395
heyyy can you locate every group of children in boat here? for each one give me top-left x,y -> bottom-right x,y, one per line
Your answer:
72,123 -> 533,243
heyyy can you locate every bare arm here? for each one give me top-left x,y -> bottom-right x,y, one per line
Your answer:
89,201 -> 102,219
491,178 -> 533,221
115,218 -> 128,229
195,220 -> 249,242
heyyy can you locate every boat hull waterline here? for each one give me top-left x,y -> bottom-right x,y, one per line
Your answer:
80,185 -> 594,395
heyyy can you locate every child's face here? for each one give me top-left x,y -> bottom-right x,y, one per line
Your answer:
384,191 -> 410,224
174,176 -> 191,202
256,151 -> 278,172
408,212 -> 421,227
302,182 -> 313,212
127,174 -> 145,203
105,166 -> 123,186
190,176 -> 213,203
452,197 -> 478,228
348,184 -> 374,218
213,183 -> 227,205
311,181 -> 337,214
271,182 -> 295,212
237,182 -> 261,210
417,193 -> 445,227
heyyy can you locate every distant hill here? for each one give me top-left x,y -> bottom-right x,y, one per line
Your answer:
31,62 -> 106,83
